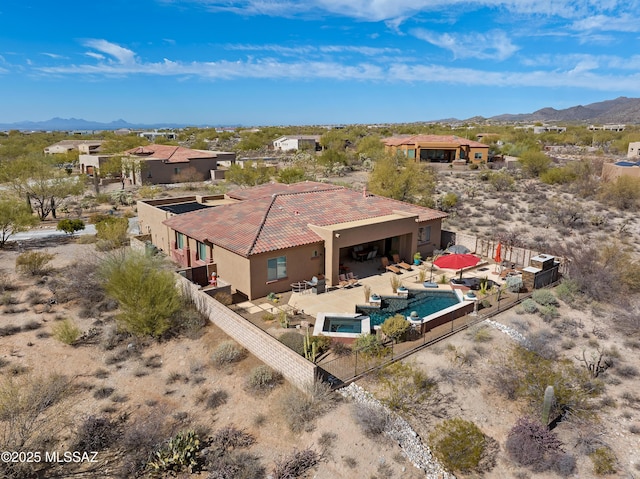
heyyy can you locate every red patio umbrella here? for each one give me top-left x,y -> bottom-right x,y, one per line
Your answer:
494,243 -> 502,264
434,253 -> 481,279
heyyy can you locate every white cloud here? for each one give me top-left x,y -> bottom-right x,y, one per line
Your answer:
34,40 -> 640,93
165,0 -> 637,24
571,14 -> 640,32
41,52 -> 67,59
86,52 -> 106,61
83,39 -> 137,65
411,29 -> 518,60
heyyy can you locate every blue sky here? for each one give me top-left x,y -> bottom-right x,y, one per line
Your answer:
1,0 -> 639,126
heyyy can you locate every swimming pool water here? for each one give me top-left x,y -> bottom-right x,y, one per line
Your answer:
323,318 -> 363,334
357,290 -> 460,326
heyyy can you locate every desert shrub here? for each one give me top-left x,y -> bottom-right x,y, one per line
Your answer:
93,387 -> 115,399
100,251 -> 181,337
51,319 -> 81,345
56,218 -> 85,235
428,418 -> 487,473
532,289 -> 558,307
331,341 -> 352,356
205,390 -> 229,410
614,364 -> 639,378
381,314 -> 410,343
262,311 -> 275,321
555,279 -> 580,304
540,166 -> 577,184
440,192 -> 459,211
73,415 -> 117,451
351,403 -> 389,437
506,417 -> 563,472
0,324 -> 21,336
519,151 -> 551,177
376,361 -> 439,413
272,448 -> 318,479
538,305 -> 559,322
94,216 -> 129,249
280,387 -> 320,433
279,331 -> 305,355
21,320 -> 41,331
354,334 -> 386,358
521,298 -> 538,314
207,451 -> 264,479
15,251 -> 55,276
488,170 -> 515,191
506,275 -> 523,292
210,341 -> 245,368
599,175 -> 640,210
147,430 -> 204,475
210,425 -> 255,451
48,259 -> 106,307
491,345 -> 601,418
0,293 -> 18,306
245,365 -> 282,393
589,447 -> 617,475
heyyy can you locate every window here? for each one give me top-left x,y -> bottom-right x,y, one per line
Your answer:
418,226 -> 431,245
407,149 -> 416,159
174,167 -> 181,174
197,241 -> 207,261
459,149 -> 466,160
267,256 -> 287,281
176,232 -> 184,249
474,152 -> 483,160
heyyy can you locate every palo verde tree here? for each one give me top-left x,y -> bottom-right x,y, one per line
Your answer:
368,153 -> 437,206
0,154 -> 85,220
0,195 -> 38,247
100,251 -> 182,337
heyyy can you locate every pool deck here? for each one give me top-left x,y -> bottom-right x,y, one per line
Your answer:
287,258 -> 505,318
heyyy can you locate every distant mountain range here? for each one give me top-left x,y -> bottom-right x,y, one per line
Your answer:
0,117 -> 195,131
486,97 -> 640,124
2,97 -> 640,131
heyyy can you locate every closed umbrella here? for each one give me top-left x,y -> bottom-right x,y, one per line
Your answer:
494,243 -> 502,273
434,253 -> 481,279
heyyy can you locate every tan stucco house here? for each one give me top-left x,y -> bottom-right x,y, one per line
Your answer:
382,135 -> 489,164
123,144 -> 235,185
138,181 -> 447,300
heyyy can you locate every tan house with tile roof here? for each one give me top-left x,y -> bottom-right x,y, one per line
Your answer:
382,134 -> 489,164
139,181 -> 447,300
123,144 -> 235,185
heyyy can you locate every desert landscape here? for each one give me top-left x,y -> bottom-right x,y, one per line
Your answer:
1,153 -> 639,479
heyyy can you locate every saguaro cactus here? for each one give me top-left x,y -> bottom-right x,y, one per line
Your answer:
542,385 -> 555,426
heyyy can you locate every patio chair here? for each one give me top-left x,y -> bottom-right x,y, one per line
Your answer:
393,254 -> 412,271
366,249 -> 377,261
381,256 -> 401,274
306,276 -> 318,288
338,274 -> 352,288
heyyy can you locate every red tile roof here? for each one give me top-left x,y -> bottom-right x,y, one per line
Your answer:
164,182 -> 448,257
382,135 -> 488,148
125,144 -> 217,163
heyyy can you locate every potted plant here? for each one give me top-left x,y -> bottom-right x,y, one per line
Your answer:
413,252 -> 422,265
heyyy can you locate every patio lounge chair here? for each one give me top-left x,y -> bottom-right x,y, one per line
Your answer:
381,257 -> 401,274
338,274 -> 352,288
393,254 -> 412,271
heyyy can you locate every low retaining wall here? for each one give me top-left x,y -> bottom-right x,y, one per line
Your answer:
178,276 -> 317,390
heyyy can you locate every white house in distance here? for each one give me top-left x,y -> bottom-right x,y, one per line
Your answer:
272,135 -> 321,151
138,131 -> 178,142
44,140 -> 104,155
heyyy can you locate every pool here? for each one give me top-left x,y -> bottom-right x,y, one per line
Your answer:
357,290 -> 461,326
313,313 -> 371,339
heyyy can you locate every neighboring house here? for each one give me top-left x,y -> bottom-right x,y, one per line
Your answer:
44,140 -> 103,155
272,135 -> 321,151
138,131 -> 178,142
589,124 -> 626,132
601,161 -> 640,182
532,125 -> 566,134
79,154 -> 113,177
139,181 -> 447,300
381,135 -> 490,164
123,144 -> 235,185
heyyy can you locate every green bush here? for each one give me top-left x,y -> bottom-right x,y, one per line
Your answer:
52,319 -> 81,345
590,447 -> 617,475
429,418 -> 487,473
488,171 -> 515,191
246,365 -> 282,393
532,289 -> 559,307
354,334 -> 386,358
95,216 -> 129,249
555,279 -> 580,304
15,252 -> 55,276
538,305 -> 559,322
100,252 -> 181,338
521,298 -> 538,314
376,361 -> 438,412
381,314 -> 410,343
56,218 -> 85,235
